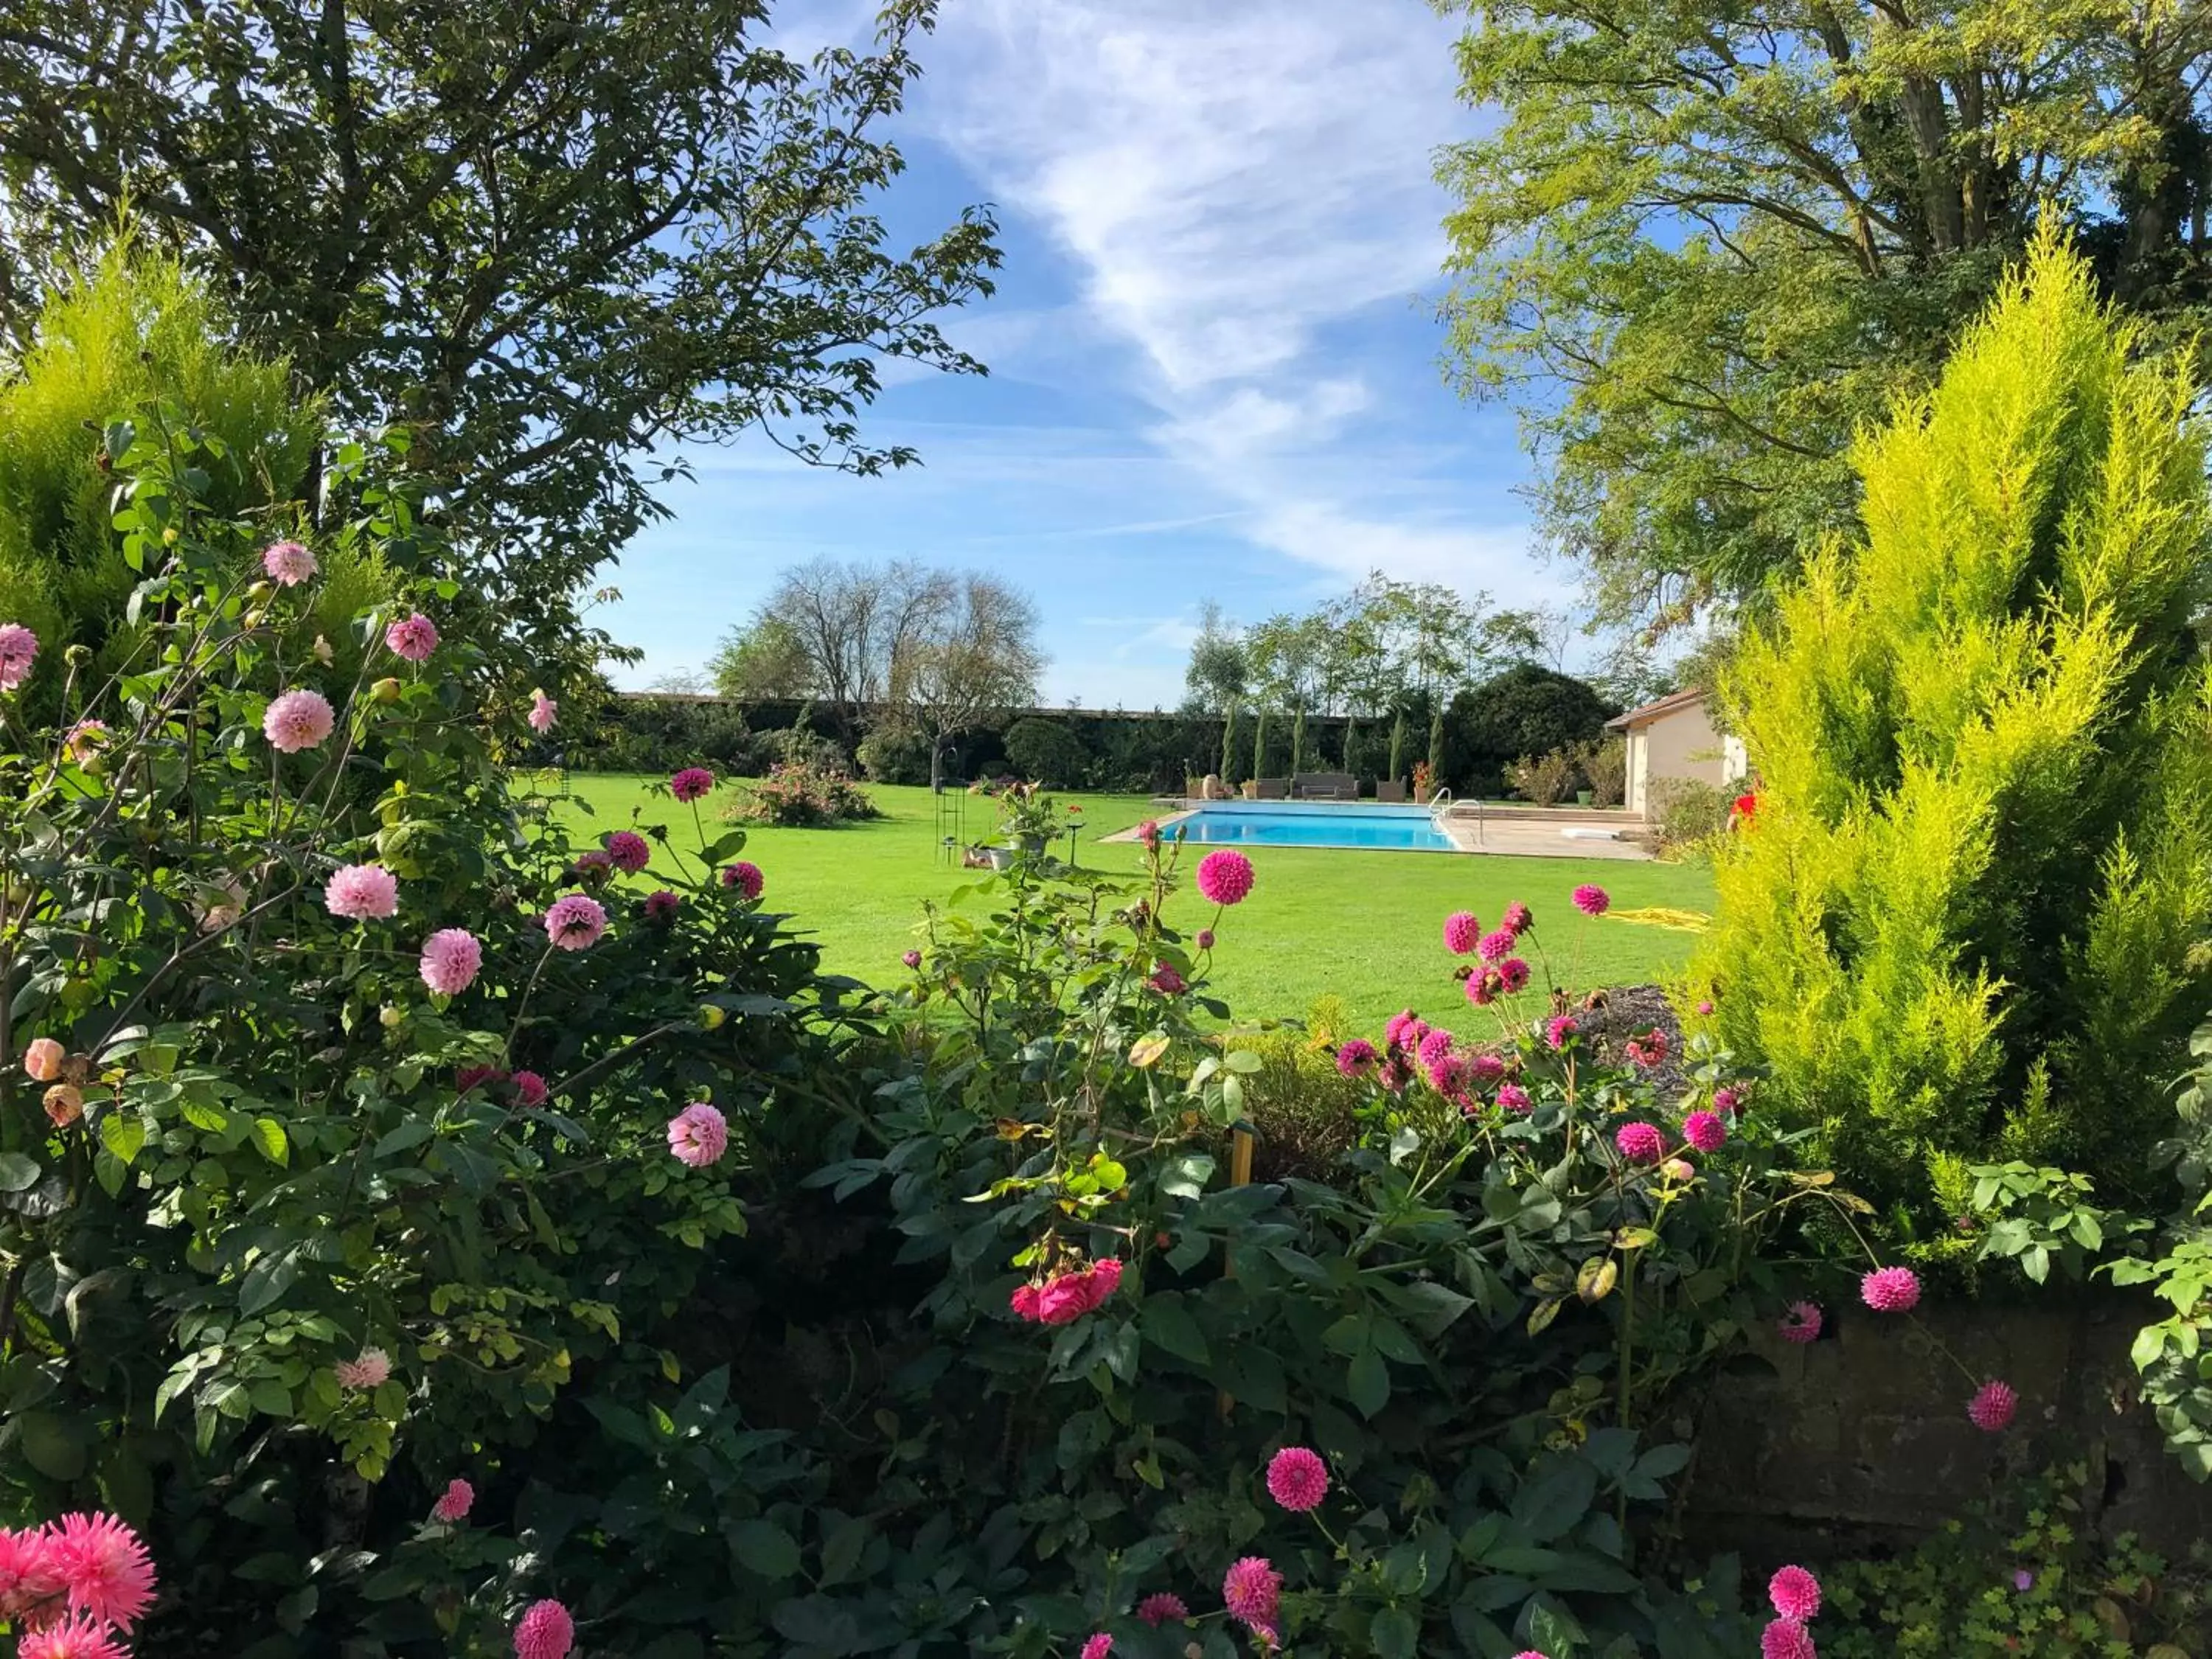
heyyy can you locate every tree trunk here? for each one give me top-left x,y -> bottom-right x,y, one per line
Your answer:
929,730 -> 943,793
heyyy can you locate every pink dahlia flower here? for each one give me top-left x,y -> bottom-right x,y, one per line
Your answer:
510,1071 -> 549,1108
335,1349 -> 392,1391
1502,900 -> 1532,934
1683,1110 -> 1727,1153
0,623 -> 38,692
1860,1266 -> 1921,1313
723,861 -> 765,900
1383,1010 -> 1423,1050
1713,1086 -> 1742,1116
48,1512 -> 155,1633
1615,1121 -> 1666,1164
668,1102 -> 729,1168
1335,1039 -> 1379,1078
1571,883 -> 1610,917
457,1065 -> 507,1096
1545,1013 -> 1579,1050
513,1597 -> 575,1659
643,888 -> 680,925
1468,1053 -> 1506,1083
1497,1082 -> 1532,1114
604,830 -> 651,873
0,1524 -> 62,1618
385,611 -> 440,661
1968,1380 -> 2018,1432
1136,1591 -> 1189,1626
543,894 -> 608,950
1417,1027 -> 1455,1070
18,1615 -> 127,1659
1498,957 -> 1532,993
420,928 -> 484,995
1196,928 -> 1216,950
1778,1301 -> 1822,1345
1194,849 -> 1255,906
1079,1635 -> 1113,1659
263,688 -> 335,752
1696,998 -> 1716,1016
572,849 -> 614,880
1379,1054 -> 1414,1093
262,539 -> 318,585
433,1478 -> 475,1523
23,1038 -> 63,1083
1149,964 -> 1187,995
1768,1565 -> 1822,1621
1265,1447 -> 1329,1512
1625,1028 -> 1669,1069
1443,911 -> 1482,955
1222,1555 -> 1282,1626
669,766 -> 715,802
325,863 -> 400,920
902,948 -> 923,970
528,691 -> 557,734
1465,970 -> 1500,1006
1477,927 -> 1517,961
1761,1620 -> 1816,1659
1137,819 -> 1162,848
63,720 -> 108,763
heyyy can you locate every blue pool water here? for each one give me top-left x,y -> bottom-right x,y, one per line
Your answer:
1171,802 -> 1455,852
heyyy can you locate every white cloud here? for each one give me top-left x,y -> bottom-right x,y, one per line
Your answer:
917,0 -> 1544,603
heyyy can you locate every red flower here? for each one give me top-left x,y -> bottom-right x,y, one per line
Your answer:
1733,791 -> 1759,824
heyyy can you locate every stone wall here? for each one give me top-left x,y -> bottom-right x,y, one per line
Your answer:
1681,1291 -> 2212,1562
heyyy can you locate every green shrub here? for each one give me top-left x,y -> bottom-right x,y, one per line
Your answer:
1443,663 -> 1616,795
855,717 -> 933,784
1001,714 -> 1088,786
729,758 -> 880,826
1581,737 -> 1627,807
1692,227 -> 2212,1223
1652,778 -> 1731,852
1507,748 -> 1579,805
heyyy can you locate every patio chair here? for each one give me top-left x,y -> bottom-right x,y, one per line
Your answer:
1374,780 -> 1407,803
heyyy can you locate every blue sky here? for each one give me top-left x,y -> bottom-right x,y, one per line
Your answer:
605,0 -> 1577,709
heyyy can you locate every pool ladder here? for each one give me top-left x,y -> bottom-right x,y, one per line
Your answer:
1429,789 -> 1484,846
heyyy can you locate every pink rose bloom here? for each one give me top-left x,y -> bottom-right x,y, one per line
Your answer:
263,688 -> 335,752
335,1349 -> 391,1390
1860,1266 -> 1921,1313
528,692 -> 557,734
1265,1447 -> 1329,1512
1009,1283 -> 1043,1322
1443,911 -> 1482,955
1135,1591 -> 1189,1626
23,1037 -> 64,1082
1968,1379 -> 2017,1432
510,1071 -> 549,1108
722,861 -> 764,900
48,1512 -> 156,1633
18,1615 -> 127,1659
1085,1258 -> 1124,1307
667,1102 -> 728,1168
669,766 -> 714,802
1194,849 -> 1255,906
1137,819 -> 1162,848
1778,1301 -> 1822,1344
543,894 -> 608,950
262,540 -> 318,585
1768,1565 -> 1822,1621
513,1597 -> 575,1659
1037,1275 -> 1091,1325
457,1065 -> 507,1095
604,830 -> 650,873
1571,883 -> 1610,917
432,1478 -> 475,1523
385,612 -> 439,661
0,623 -> 38,692
420,928 -> 484,995
325,863 -> 400,920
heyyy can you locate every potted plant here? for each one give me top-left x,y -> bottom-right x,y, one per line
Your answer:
1412,759 -> 1436,804
993,783 -> 1062,866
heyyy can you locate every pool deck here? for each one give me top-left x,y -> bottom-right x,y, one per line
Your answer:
1107,801 -> 1655,860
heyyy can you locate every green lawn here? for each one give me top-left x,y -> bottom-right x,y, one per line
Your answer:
543,774 -> 1717,1033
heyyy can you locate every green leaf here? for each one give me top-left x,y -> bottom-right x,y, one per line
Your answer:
1512,1455 -> 1599,1543
1370,1607 -> 1419,1659
1635,1442 -> 1693,1480
1348,1346 -> 1390,1418
0,1152 -> 41,1192
1141,1295 -> 1210,1365
15,1410 -> 85,1480
251,1117 -> 289,1166
731,1518 -> 801,1580
100,1116 -> 147,1166
373,1120 -> 435,1158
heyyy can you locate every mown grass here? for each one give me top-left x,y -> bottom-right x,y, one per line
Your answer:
543,773 -> 1718,1034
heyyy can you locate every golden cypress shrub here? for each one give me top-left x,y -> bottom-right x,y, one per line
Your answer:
1690,226 -> 2212,1223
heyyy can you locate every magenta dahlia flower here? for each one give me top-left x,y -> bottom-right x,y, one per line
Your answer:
433,1478 -> 475,1523
1148,964 -> 1187,995
1968,1380 -> 2017,1432
1615,1121 -> 1666,1164
1545,1013 -> 1579,1050
1497,1082 -> 1532,1114
48,1512 -> 156,1633
262,688 -> 335,752
1778,1301 -> 1822,1345
669,766 -> 715,802
1383,1010 -> 1422,1049
1222,1555 -> 1282,1626
1498,956 -> 1532,993
385,611 -> 439,661
335,1349 -> 391,1391
1194,849 -> 1255,906
723,861 -> 765,900
1079,1636 -> 1113,1659
667,1102 -> 729,1168
1696,998 -> 1715,1016
1136,1591 -> 1189,1626
902,948 -> 923,970
1469,1052 -> 1506,1083
543,894 -> 608,950
1336,1039 -> 1379,1078
512,1597 -> 575,1659
1860,1266 -> 1921,1313
1196,928 -> 1215,950
528,691 -> 557,734
420,928 -> 484,994
0,623 -> 38,692
1571,883 -> 1610,917
1502,900 -> 1532,933
1265,1447 -> 1329,1512
1465,970 -> 1500,1006
643,888 -> 680,925
1768,1565 -> 1822,1621
1713,1086 -> 1742,1116
18,1615 -> 127,1659
1761,1620 -> 1816,1659
325,863 -> 400,920
1443,911 -> 1481,955
1477,927 -> 1517,961
1417,1027 -> 1455,1070
511,1071 -> 549,1108
262,539 -> 318,585
604,830 -> 650,872
1683,1110 -> 1727,1152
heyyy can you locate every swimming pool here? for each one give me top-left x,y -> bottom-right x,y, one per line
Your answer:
1169,802 -> 1458,852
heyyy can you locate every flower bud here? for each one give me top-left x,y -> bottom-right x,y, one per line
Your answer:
1662,1158 -> 1697,1183
312,635 -> 335,666
379,1005 -> 403,1030
161,526 -> 180,546
698,1004 -> 726,1031
372,677 -> 403,703
43,1083 -> 83,1127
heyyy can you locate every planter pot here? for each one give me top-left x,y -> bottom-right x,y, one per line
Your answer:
984,846 -> 1015,871
1576,789 -> 1594,806
1242,780 -> 1259,799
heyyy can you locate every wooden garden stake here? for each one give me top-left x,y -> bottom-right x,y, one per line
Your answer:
1217,1124 -> 1256,1419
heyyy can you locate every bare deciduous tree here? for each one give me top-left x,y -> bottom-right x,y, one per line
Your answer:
889,574 -> 1044,790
